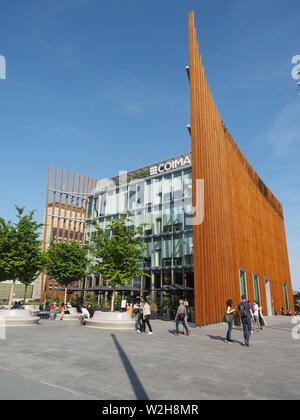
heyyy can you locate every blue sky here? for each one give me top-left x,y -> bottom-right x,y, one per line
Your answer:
0,0 -> 299,289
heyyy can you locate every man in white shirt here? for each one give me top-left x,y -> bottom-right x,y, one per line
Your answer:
79,306 -> 90,325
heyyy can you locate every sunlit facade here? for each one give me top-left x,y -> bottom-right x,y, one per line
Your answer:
84,153 -> 194,295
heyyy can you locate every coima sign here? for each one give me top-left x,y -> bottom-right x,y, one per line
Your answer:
150,155 -> 191,176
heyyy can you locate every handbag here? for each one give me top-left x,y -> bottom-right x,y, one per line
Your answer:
223,313 -> 231,324
258,312 -> 265,327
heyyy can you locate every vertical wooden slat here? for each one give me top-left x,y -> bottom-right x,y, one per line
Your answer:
67,173 -> 76,243
61,170 -> 71,244
49,167 -> 58,298
72,174 -> 82,242
40,166 -> 51,301
188,11 -> 294,325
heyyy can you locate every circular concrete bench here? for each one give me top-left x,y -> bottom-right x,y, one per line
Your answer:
0,309 -> 40,326
86,311 -> 135,330
55,307 -> 80,321
24,305 -> 40,316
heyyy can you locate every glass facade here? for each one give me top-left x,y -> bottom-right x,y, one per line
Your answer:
84,154 -> 194,297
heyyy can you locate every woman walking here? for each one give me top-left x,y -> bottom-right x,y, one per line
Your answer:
224,299 -> 236,343
252,300 -> 260,332
142,299 -> 153,335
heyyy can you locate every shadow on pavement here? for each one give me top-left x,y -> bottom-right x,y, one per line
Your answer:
207,335 -> 244,346
111,333 -> 149,400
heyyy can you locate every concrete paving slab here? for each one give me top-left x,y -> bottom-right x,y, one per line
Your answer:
0,317 -> 299,400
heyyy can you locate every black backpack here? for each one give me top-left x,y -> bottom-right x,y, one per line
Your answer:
241,303 -> 247,318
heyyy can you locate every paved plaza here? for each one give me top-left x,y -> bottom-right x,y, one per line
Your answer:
0,316 -> 299,400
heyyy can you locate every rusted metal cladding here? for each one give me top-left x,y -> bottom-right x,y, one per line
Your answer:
188,12 -> 294,326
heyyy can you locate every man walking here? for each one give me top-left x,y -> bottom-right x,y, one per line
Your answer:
174,299 -> 191,336
238,295 -> 254,346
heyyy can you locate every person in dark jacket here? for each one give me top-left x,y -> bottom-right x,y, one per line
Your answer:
87,303 -> 95,318
136,297 -> 145,333
238,295 -> 254,347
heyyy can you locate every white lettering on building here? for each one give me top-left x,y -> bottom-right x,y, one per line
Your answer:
150,155 -> 191,176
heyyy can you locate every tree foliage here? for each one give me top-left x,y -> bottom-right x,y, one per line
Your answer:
44,241 -> 89,289
90,215 -> 148,287
0,206 -> 44,308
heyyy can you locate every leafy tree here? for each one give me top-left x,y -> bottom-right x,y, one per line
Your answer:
89,215 -> 149,311
19,265 -> 43,304
44,241 -> 89,305
0,207 -> 44,309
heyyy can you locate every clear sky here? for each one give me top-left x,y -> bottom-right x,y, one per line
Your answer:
0,0 -> 299,289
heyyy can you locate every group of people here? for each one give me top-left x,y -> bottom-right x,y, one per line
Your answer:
49,301 -> 72,320
49,301 -> 95,322
134,297 -> 192,336
12,301 -> 23,309
46,295 -> 272,346
135,297 -> 153,335
279,307 -> 293,316
225,295 -> 265,346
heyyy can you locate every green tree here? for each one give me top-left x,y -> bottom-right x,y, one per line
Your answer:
44,241 -> 89,305
19,265 -> 43,304
90,215 -> 149,311
0,207 -> 44,309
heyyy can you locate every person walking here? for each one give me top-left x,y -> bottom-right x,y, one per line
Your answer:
252,300 -> 260,332
224,299 -> 235,343
142,298 -> 153,335
258,304 -> 266,329
238,295 -> 254,347
174,299 -> 191,336
184,298 -> 191,322
136,297 -> 145,334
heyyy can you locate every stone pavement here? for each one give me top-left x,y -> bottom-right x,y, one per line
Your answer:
0,316 -> 299,400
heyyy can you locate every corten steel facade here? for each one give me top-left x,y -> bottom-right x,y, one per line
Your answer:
37,12 -> 294,325
188,11 -> 294,325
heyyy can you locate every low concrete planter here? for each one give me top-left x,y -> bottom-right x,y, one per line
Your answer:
0,309 -> 40,326
55,307 -> 80,321
86,311 -> 135,330
24,305 -> 40,315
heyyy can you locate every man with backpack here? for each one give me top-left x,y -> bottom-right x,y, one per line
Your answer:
174,299 -> 192,336
238,295 -> 254,347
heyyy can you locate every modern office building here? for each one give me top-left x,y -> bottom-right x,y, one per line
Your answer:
84,153 -> 194,293
38,12 -> 294,325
